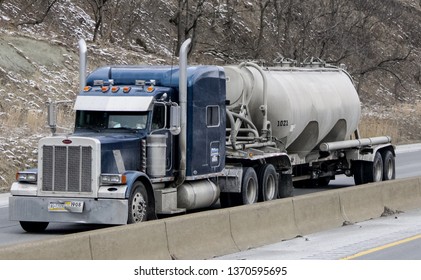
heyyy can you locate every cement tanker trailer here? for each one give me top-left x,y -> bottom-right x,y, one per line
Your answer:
221,60 -> 395,203
10,39 -> 396,231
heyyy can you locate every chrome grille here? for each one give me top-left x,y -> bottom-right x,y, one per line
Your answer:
42,145 -> 92,193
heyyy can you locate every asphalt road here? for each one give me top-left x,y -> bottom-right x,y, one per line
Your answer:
350,232 -> 421,260
1,144 -> 421,259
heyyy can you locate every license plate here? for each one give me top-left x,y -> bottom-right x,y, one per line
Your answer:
48,201 -> 84,213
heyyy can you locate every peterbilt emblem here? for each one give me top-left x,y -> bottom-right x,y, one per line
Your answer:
62,139 -> 72,144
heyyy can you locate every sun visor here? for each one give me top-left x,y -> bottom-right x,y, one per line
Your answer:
74,96 -> 154,111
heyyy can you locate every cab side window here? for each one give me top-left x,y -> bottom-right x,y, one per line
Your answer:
152,104 -> 166,129
206,105 -> 220,127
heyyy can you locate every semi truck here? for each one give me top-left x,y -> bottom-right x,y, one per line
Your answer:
9,39 -> 395,232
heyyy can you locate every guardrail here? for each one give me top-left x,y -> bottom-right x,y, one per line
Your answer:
0,177 -> 420,259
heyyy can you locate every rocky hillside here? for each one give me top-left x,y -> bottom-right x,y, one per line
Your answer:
0,0 -> 421,191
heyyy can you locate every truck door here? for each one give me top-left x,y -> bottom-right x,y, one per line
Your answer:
151,103 -> 174,175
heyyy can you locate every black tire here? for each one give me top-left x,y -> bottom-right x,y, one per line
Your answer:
219,192 -> 235,208
257,164 -> 278,201
371,151 -> 384,182
127,181 -> 153,224
278,173 -> 294,198
317,176 -> 331,187
353,161 -> 365,185
382,150 -> 396,181
240,167 -> 259,205
353,151 -> 383,185
19,221 -> 49,233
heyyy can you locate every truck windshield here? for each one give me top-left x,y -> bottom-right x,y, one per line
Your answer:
75,111 -> 149,131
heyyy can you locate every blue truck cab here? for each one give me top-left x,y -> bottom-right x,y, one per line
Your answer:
9,63 -> 227,232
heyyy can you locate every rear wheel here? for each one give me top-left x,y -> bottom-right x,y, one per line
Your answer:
278,173 -> 294,198
353,151 -> 383,185
240,167 -> 259,205
257,164 -> 278,201
19,221 -> 49,233
382,150 -> 395,181
128,181 -> 153,224
372,152 -> 384,182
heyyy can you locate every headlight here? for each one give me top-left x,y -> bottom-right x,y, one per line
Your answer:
100,174 -> 127,185
16,172 -> 38,183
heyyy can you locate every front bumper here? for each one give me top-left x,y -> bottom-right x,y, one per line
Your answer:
9,196 -> 128,225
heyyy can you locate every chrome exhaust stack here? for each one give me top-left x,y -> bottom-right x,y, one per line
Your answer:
174,38 -> 191,187
78,39 -> 87,92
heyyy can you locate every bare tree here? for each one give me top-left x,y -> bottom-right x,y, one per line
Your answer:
16,0 -> 59,26
86,0 -> 110,42
254,0 -> 270,58
170,0 -> 207,55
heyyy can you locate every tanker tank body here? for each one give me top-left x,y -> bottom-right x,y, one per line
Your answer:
222,61 -> 395,189
223,64 -> 361,157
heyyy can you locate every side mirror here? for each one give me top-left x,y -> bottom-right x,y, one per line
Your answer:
47,100 -> 73,135
169,105 -> 181,135
47,101 -> 57,135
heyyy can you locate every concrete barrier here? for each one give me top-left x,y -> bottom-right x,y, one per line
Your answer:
2,176 -> 421,260
292,190 -> 344,236
0,232 -> 92,260
89,220 -> 170,260
229,198 -> 298,251
165,208 -> 237,260
338,183 -> 384,223
381,177 -> 421,211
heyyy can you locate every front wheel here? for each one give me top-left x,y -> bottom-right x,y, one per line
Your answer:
19,221 -> 49,232
128,181 -> 153,224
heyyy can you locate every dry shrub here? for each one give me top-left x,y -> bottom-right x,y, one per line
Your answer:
358,116 -> 400,144
3,107 -> 46,133
359,101 -> 421,145
2,104 -> 74,134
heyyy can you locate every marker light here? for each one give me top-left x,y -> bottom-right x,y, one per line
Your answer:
83,86 -> 91,92
111,86 -> 120,93
146,86 -> 155,93
102,86 -> 109,93
123,86 -> 131,93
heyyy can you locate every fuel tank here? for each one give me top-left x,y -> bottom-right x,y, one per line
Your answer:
224,64 -> 361,156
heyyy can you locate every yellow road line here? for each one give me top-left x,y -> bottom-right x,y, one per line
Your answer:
342,234 -> 421,260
